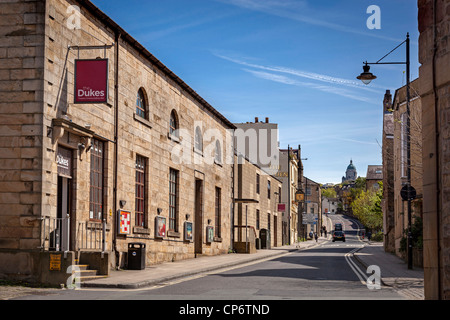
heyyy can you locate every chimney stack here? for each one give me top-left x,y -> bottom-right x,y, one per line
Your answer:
265,117 -> 269,123
255,117 -> 259,123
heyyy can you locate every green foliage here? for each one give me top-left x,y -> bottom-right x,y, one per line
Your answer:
347,177 -> 367,204
351,182 -> 383,232
371,231 -> 384,242
321,188 -> 337,199
399,215 -> 423,252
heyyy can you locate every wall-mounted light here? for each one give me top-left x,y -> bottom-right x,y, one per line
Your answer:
119,200 -> 126,208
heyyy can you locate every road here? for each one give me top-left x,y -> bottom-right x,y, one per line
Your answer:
7,215 -> 406,301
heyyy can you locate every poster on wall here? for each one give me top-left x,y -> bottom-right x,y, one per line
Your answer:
155,216 -> 166,238
206,226 -> 214,243
184,222 -> 193,242
56,146 -> 72,178
118,210 -> 131,235
74,59 -> 109,104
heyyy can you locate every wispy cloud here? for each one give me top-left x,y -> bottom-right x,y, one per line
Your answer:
133,10 -> 235,41
280,123 -> 380,147
213,52 -> 382,104
216,0 -> 405,43
243,68 -> 377,104
215,53 -> 384,93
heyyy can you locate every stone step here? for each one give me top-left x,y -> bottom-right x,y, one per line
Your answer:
72,264 -> 108,282
76,264 -> 89,271
79,275 -> 108,282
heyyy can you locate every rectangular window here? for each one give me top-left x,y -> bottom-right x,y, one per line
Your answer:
401,112 -> 407,178
256,209 -> 260,230
169,168 -> 179,232
267,180 -> 271,199
215,187 -> 221,238
278,187 -> 282,203
256,173 -> 260,194
89,139 -> 104,221
135,155 -> 147,227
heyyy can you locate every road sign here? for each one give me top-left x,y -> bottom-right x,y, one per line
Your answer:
400,185 -> 417,201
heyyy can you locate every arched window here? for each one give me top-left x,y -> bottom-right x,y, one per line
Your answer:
194,126 -> 203,152
169,110 -> 179,138
215,140 -> 222,164
136,88 -> 148,120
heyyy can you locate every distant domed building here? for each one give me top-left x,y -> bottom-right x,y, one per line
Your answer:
342,160 -> 357,183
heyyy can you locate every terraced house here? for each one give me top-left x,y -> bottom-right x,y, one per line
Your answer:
0,0 -> 238,285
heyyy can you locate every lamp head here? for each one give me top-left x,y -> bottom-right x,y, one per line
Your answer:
357,63 -> 377,85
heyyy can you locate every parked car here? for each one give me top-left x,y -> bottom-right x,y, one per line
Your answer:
332,231 -> 345,242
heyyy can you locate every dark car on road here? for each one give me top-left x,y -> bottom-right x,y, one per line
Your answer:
332,231 -> 345,242
334,223 -> 343,231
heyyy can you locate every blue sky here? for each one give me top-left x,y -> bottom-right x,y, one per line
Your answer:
91,0 -> 419,184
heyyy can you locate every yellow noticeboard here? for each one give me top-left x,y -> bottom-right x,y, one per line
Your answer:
49,254 -> 62,271
295,193 -> 304,202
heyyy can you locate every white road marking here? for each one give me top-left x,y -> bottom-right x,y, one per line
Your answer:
345,248 -> 368,286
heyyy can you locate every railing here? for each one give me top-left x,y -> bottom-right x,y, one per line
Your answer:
234,225 -> 257,251
39,216 -> 107,253
39,216 -> 70,252
77,220 -> 107,252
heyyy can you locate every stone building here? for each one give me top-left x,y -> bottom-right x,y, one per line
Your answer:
365,165 -> 383,192
233,153 -> 283,252
342,160 -> 357,183
0,0 -> 236,284
278,148 -> 299,244
322,197 -> 339,215
391,79 -> 423,262
233,117 -> 279,177
301,177 -> 322,238
418,0 -> 450,300
382,90 -> 396,253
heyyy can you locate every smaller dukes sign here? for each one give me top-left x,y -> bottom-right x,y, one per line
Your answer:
75,59 -> 108,104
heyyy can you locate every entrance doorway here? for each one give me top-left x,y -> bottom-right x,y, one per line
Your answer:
274,215 -> 278,247
56,146 -> 73,251
194,179 -> 203,255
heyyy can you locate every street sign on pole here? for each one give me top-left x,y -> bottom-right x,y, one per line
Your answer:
401,185 -> 416,201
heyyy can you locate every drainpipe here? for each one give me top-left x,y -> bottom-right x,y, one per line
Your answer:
231,130 -> 235,252
432,0 -> 442,299
287,145 -> 290,244
113,31 -> 121,268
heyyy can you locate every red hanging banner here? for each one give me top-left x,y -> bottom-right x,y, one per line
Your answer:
74,59 -> 108,104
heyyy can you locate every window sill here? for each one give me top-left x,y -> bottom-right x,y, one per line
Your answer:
168,133 -> 180,143
214,237 -> 222,243
193,148 -> 203,157
134,113 -> 152,129
167,230 -> 181,238
133,226 -> 150,235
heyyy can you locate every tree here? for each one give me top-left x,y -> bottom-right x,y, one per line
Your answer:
321,188 -> 337,199
351,182 -> 383,231
348,177 -> 366,206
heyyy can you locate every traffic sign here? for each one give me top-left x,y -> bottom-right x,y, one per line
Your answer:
400,185 -> 417,201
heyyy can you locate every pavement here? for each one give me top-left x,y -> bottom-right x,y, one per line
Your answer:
0,236 -> 424,300
81,241 -> 315,290
81,238 -> 425,300
352,242 -> 424,300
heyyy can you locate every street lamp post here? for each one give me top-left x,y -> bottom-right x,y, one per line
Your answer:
357,33 -> 413,269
